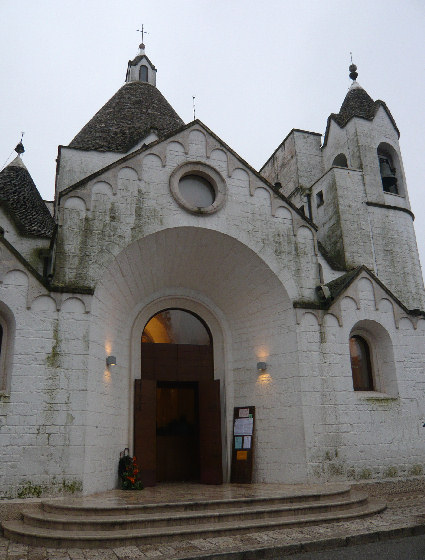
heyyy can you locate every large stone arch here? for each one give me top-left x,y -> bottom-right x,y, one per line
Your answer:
84,227 -> 305,492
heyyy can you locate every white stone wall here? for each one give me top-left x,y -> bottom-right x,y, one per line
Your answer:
56,147 -> 123,193
1,111 -> 425,498
261,130 -> 323,198
0,254 -> 89,498
82,226 -> 308,490
320,111 -> 425,309
55,125 -> 320,303
296,273 -> 425,482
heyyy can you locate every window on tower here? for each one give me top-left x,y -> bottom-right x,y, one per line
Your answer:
349,335 -> 374,391
377,144 -> 400,195
139,65 -> 148,82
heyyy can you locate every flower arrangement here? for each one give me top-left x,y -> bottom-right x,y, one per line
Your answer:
118,449 -> 144,490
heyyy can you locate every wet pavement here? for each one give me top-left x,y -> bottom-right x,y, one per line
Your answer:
0,480 -> 424,559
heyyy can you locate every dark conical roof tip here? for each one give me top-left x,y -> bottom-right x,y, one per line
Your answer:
0,157 -> 55,237
68,81 -> 184,153
323,82 -> 399,146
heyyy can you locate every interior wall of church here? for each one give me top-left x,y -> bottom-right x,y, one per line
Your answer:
0,271 -> 89,498
297,278 -> 425,483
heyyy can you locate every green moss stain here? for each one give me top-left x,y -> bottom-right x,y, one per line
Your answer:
362,397 -> 399,405
409,464 -> 423,476
17,482 -> 43,498
61,479 -> 82,494
15,478 -> 83,499
46,320 -> 60,368
358,468 -> 372,480
384,466 -> 398,478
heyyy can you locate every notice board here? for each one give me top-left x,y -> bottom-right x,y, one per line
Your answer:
230,406 -> 255,483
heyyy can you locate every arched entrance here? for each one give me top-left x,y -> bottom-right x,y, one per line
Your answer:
134,308 -> 223,486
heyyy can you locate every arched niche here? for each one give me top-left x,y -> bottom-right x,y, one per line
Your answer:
377,142 -> 404,196
349,319 -> 398,397
332,153 -> 348,168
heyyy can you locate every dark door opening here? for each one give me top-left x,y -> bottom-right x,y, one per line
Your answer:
156,381 -> 199,482
134,308 -> 222,486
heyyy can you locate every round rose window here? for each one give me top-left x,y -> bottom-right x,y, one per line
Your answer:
179,175 -> 216,208
169,162 -> 227,215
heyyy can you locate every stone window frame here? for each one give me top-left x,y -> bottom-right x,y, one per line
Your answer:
377,142 -> 404,198
349,334 -> 374,391
349,321 -> 398,398
0,302 -> 16,395
169,162 -> 227,215
139,65 -> 148,82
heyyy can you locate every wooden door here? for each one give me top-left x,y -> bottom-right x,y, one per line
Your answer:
136,343 -> 222,485
199,379 -> 223,484
134,378 -> 156,487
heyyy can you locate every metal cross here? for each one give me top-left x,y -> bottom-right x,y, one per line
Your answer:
137,25 -> 149,44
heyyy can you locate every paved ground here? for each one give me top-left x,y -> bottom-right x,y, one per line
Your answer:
1,481 -> 425,559
271,534 -> 425,560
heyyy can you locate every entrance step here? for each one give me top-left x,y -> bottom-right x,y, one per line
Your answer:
2,485 -> 386,549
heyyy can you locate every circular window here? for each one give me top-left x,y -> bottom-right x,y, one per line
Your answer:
179,175 -> 215,208
169,162 -> 227,215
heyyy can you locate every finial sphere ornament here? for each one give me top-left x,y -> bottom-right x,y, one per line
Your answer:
14,141 -> 25,155
349,63 -> 358,81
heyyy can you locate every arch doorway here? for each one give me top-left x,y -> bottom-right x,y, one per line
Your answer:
134,309 -> 222,486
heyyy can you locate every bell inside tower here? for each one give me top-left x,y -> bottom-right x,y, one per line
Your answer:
379,155 -> 398,194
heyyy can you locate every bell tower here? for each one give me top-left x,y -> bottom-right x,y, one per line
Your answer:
125,43 -> 157,86
313,63 -> 425,310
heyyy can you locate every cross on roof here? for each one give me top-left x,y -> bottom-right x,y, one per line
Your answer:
137,25 -> 149,44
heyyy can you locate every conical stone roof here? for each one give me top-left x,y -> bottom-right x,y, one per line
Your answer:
68,81 -> 184,153
0,157 -> 55,237
323,82 -> 399,146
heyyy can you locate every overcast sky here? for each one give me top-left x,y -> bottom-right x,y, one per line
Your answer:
1,0 -> 424,277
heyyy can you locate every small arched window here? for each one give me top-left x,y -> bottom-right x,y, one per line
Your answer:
377,144 -> 400,195
139,65 -> 148,82
332,153 -> 348,168
349,335 -> 374,391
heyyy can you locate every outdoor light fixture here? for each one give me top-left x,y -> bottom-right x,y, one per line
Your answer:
257,362 -> 267,373
106,356 -> 117,367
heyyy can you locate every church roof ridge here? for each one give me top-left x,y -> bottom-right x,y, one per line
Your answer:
61,119 -> 317,231
68,81 -> 184,153
294,265 -> 425,317
0,156 -> 55,238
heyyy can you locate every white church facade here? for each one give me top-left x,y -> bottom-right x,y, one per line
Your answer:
1,46 -> 425,497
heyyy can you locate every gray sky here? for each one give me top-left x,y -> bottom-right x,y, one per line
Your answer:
1,0 -> 424,278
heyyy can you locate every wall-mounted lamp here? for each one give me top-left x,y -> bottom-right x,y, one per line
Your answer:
257,362 -> 267,373
106,355 -> 117,367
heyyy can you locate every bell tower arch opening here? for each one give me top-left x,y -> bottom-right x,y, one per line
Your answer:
135,308 -> 222,486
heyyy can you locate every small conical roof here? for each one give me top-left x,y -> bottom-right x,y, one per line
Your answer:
323,81 -> 399,146
334,81 -> 376,127
0,156 -> 55,237
68,81 -> 184,153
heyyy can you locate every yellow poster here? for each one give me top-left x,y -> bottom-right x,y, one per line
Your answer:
237,450 -> 248,460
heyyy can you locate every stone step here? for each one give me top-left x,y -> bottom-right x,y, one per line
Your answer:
21,492 -> 369,531
2,500 -> 386,549
41,484 -> 353,516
